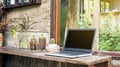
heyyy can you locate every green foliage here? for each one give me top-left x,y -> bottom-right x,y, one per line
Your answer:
40,34 -> 45,38
89,0 -> 94,14
99,30 -> 120,51
49,38 -> 55,44
99,13 -> 120,51
60,4 -> 68,46
18,13 -> 37,32
12,26 -> 17,38
78,14 -> 93,28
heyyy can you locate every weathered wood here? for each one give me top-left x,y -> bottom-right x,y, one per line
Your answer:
106,57 -> 112,67
94,51 -> 120,57
0,54 -> 2,66
93,0 -> 100,51
84,0 -> 89,14
0,46 -> 112,67
88,65 -> 94,67
1,57 -> 111,67
52,0 -> 60,44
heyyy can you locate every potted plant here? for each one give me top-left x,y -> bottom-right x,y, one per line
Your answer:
46,38 -> 60,53
9,13 -> 37,49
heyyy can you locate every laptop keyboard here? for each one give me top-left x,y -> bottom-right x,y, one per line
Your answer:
57,51 -> 87,55
45,51 -> 91,58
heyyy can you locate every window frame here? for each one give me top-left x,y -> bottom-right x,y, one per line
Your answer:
52,0 -> 120,56
51,0 -> 60,44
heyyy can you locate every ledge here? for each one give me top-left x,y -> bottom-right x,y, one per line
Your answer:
0,46 -> 111,65
100,11 -> 120,15
93,51 -> 120,58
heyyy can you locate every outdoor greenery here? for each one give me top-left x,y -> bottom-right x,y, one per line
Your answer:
78,14 -> 93,28
60,0 -> 68,46
60,0 -> 120,51
100,1 -> 110,12
99,13 -> 120,51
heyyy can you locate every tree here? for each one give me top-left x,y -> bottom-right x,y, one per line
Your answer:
66,0 -> 78,30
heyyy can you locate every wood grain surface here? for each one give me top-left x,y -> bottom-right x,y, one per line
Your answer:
0,46 -> 112,67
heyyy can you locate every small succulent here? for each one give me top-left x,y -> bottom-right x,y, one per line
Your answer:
40,34 -> 45,38
49,38 -> 55,44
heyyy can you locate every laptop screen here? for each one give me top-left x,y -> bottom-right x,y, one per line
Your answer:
64,29 -> 96,52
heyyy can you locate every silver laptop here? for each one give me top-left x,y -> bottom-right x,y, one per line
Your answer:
45,28 -> 96,58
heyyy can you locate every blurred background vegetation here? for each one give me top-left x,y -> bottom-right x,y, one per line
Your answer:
99,13 -> 120,51
60,0 -> 68,46
60,0 -> 120,51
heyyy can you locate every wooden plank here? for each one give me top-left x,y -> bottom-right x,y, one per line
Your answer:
88,65 -> 94,67
51,0 -> 56,42
93,0 -> 100,51
57,62 -> 61,67
1,55 -> 84,67
52,0 -> 60,44
105,57 -> 112,67
84,0 -> 89,14
55,0 -> 60,45
0,46 -> 112,66
0,54 -> 2,67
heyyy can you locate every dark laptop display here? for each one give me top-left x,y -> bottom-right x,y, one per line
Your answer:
64,29 -> 96,53
45,28 -> 96,58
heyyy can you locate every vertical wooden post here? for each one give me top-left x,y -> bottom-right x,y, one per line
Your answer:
84,0 -> 89,14
52,0 -> 60,44
0,54 -> 2,67
93,0 -> 100,51
88,65 -> 95,67
104,0 -> 106,12
57,62 -> 61,67
105,57 -> 112,67
110,0 -> 114,10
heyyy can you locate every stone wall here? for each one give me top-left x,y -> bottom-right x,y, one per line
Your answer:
4,0 -> 51,48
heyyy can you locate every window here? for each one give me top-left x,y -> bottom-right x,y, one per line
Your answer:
60,0 -> 68,46
60,0 -> 94,46
100,0 -> 110,12
99,0 -> 120,51
53,0 -> 120,53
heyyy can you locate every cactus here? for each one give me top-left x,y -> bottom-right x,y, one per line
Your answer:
49,38 -> 55,44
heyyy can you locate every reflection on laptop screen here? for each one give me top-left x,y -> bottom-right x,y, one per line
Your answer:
64,29 -> 95,50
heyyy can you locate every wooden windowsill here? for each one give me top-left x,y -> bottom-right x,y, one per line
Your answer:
93,51 -> 120,57
100,11 -> 120,15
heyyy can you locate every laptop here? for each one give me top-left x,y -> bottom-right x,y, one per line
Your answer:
45,28 -> 96,58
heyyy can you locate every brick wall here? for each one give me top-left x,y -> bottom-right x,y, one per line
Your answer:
4,0 -> 51,48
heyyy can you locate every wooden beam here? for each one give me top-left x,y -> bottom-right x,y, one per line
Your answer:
93,0 -> 100,51
105,57 -> 112,67
52,0 -> 60,44
84,0 -> 89,14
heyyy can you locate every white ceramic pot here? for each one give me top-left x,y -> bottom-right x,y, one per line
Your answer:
46,44 -> 60,53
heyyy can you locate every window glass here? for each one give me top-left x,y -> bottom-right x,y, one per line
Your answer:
60,0 -> 68,46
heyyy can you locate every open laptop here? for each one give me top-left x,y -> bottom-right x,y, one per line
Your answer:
45,28 -> 96,58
